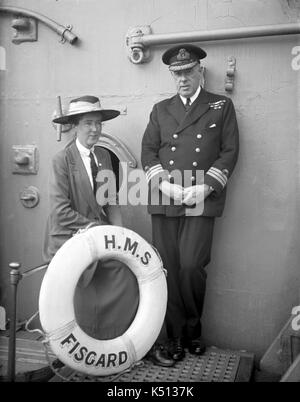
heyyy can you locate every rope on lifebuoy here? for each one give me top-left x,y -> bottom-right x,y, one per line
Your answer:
25,310 -> 146,382
38,225 -> 168,377
46,320 -> 77,342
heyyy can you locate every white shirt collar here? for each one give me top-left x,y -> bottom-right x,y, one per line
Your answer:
76,138 -> 94,156
180,85 -> 201,106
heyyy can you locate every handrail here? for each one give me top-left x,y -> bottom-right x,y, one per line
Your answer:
126,22 -> 300,64
134,23 -> 300,47
0,5 -> 78,44
7,261 -> 48,381
22,263 -> 48,278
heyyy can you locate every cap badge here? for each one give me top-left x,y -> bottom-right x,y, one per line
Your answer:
177,49 -> 190,61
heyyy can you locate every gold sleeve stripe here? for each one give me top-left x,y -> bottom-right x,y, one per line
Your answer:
146,164 -> 165,182
207,167 -> 227,187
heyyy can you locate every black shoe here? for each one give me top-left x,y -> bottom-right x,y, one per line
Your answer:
147,344 -> 175,367
168,337 -> 185,361
187,338 -> 206,355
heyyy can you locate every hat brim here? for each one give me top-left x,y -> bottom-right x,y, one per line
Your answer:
53,109 -> 120,124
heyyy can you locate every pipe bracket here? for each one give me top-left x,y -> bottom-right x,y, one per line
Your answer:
225,56 -> 236,92
0,6 -> 78,45
60,24 -> 73,44
11,16 -> 37,44
126,26 -> 152,64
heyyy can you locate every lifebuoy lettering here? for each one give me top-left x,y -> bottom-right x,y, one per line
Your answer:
103,233 -> 151,264
104,234 -> 116,249
141,251 -> 151,265
74,346 -> 88,362
124,237 -> 139,255
61,332 -> 77,347
86,351 -> 97,365
60,333 -> 128,368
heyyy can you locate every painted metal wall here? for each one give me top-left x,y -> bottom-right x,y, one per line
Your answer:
0,0 -> 299,361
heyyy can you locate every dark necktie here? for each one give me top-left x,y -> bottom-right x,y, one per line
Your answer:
89,151 -> 98,196
185,97 -> 191,112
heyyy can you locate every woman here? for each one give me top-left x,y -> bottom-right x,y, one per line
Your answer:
44,95 -> 139,340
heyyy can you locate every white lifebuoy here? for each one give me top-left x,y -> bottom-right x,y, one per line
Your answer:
39,225 -> 167,376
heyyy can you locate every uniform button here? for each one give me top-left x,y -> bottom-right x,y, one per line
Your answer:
197,134 -> 202,139
171,146 -> 176,152
192,161 -> 198,167
98,163 -> 102,167
173,134 -> 178,139
191,176 -> 196,182
195,147 -> 200,152
169,160 -> 174,166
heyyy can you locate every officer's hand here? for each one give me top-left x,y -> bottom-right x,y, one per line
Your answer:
183,185 -> 206,205
171,184 -> 184,201
159,181 -> 183,202
182,186 -> 197,206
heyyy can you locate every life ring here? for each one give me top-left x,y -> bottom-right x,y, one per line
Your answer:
39,225 -> 167,376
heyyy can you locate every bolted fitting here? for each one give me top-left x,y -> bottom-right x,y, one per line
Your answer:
9,262 -> 22,285
11,16 -> 37,44
126,26 -> 152,64
225,56 -> 236,92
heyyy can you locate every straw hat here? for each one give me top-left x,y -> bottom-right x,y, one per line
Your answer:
53,95 -> 120,124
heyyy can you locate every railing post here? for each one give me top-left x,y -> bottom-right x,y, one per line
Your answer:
7,262 -> 22,382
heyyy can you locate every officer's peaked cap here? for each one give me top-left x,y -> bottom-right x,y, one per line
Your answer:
162,44 -> 206,71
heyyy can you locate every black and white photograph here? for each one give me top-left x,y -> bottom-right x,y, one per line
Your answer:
0,0 -> 299,389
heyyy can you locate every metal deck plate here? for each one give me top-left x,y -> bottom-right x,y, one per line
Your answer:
52,347 -> 254,382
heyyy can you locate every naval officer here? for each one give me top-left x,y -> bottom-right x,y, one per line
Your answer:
141,44 -> 239,364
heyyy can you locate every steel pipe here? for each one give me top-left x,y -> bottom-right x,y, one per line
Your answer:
22,263 -> 48,279
133,23 -> 300,47
0,5 -> 78,44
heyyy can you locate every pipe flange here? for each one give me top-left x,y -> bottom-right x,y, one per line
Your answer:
130,46 -> 146,64
126,26 -> 152,64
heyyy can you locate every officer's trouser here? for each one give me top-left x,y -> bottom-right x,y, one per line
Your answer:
152,215 -> 215,341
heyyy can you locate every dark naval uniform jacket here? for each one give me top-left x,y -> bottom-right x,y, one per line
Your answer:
141,88 -> 239,217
